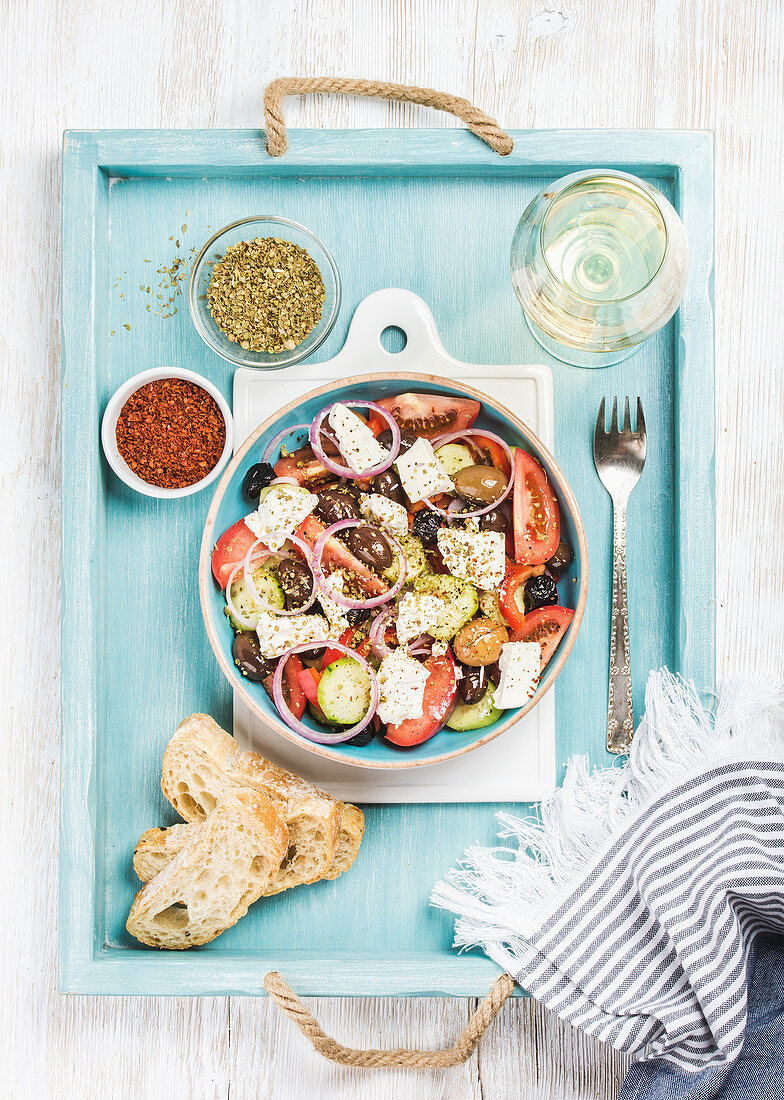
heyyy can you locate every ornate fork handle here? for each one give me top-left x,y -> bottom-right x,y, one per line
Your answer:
607,500 -> 634,753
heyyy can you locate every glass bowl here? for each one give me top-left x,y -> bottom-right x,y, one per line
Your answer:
188,215 -> 341,369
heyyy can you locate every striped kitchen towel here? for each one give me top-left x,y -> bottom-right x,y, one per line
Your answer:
432,671 -> 784,1076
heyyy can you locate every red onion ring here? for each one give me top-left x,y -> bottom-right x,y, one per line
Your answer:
272,641 -> 379,744
369,606 -> 396,658
424,428 -> 515,520
261,423 -> 309,464
308,401 -> 401,478
311,519 -> 407,609
269,476 -> 300,487
242,533 -> 317,616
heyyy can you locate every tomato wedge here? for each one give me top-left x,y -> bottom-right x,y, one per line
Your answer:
472,434 -> 512,477
274,445 -> 330,487
499,562 -> 534,632
385,650 -> 458,747
297,514 -> 388,597
212,518 -> 263,589
262,653 -> 306,721
297,666 -> 322,706
512,449 -> 560,565
368,393 -> 480,440
511,606 -> 574,670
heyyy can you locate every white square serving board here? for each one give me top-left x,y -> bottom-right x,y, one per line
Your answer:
231,289 -> 556,803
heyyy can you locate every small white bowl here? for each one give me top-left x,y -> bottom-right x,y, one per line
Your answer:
101,368 -> 234,499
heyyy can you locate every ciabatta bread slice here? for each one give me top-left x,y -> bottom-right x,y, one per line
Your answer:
126,789 -> 287,949
161,714 -> 343,891
319,803 -> 365,880
133,799 -> 365,887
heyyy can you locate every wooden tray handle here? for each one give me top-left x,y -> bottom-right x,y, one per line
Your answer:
263,77 -> 514,158
263,971 -> 516,1068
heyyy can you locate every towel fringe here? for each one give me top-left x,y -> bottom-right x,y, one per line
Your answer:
431,671 -> 784,973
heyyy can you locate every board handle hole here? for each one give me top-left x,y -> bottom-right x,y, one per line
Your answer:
380,326 -> 407,353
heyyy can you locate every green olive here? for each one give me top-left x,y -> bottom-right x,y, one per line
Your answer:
453,465 -> 507,506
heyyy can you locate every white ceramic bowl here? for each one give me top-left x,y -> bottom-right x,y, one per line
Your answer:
101,367 -> 234,499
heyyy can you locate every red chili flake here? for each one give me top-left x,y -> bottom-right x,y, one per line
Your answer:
115,378 -> 225,489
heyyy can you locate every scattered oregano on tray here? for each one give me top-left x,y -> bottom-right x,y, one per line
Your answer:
206,236 -> 325,353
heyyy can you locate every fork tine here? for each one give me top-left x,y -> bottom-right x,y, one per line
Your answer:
636,397 -> 646,438
610,396 -> 618,435
594,396 -> 606,442
623,396 -> 631,435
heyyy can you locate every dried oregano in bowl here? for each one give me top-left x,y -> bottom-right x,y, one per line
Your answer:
189,216 -> 340,369
206,236 -> 326,353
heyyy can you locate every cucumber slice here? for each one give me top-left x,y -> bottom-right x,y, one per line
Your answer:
225,564 -> 284,629
317,657 -> 372,725
435,443 -> 474,478
447,683 -> 502,731
382,533 -> 427,585
479,591 -> 505,625
413,573 -> 479,640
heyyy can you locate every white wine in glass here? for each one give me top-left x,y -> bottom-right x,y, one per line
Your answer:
511,171 -> 689,368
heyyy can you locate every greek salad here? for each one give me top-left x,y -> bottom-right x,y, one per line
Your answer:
211,393 -> 575,749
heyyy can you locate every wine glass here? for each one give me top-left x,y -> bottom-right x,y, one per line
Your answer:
511,170 -> 689,368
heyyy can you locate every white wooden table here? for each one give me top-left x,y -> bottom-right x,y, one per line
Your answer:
2,1 -> 783,1096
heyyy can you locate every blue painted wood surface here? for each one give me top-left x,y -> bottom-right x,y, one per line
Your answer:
60,128 -> 714,996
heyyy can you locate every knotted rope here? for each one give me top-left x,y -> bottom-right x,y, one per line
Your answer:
263,77 -> 514,157
263,971 -> 515,1068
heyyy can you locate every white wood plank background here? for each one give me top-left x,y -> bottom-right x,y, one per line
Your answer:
2,0 -> 782,1096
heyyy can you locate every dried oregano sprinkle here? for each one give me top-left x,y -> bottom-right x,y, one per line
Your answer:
206,236 -> 325,353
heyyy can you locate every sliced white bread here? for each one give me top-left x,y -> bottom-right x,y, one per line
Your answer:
133,800 -> 365,887
126,788 -> 288,949
160,714 -> 351,891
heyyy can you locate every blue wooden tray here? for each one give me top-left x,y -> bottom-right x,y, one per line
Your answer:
60,128 -> 714,996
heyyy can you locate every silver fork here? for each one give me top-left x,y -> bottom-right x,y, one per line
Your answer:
593,397 -> 647,754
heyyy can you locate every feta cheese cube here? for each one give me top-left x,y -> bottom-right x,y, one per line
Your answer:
394,437 -> 455,503
376,648 -> 431,725
245,486 -> 318,551
493,641 -> 541,709
328,404 -> 389,474
436,528 -> 506,591
255,611 -> 331,658
317,570 -> 350,635
395,592 -> 446,644
360,493 -> 409,537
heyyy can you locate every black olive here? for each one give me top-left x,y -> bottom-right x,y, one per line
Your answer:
524,573 -> 558,611
345,727 -> 375,746
459,664 -> 490,705
242,462 -> 275,501
372,467 -> 405,503
345,525 -> 393,570
479,508 -> 508,534
277,558 -> 313,610
412,509 -> 443,547
487,659 -> 501,686
316,487 -> 362,525
547,540 -> 573,575
378,428 -> 417,455
346,607 -> 371,625
232,633 -> 275,681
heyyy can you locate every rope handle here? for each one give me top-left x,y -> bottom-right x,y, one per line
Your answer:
263,970 -> 516,1068
263,77 -> 514,158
